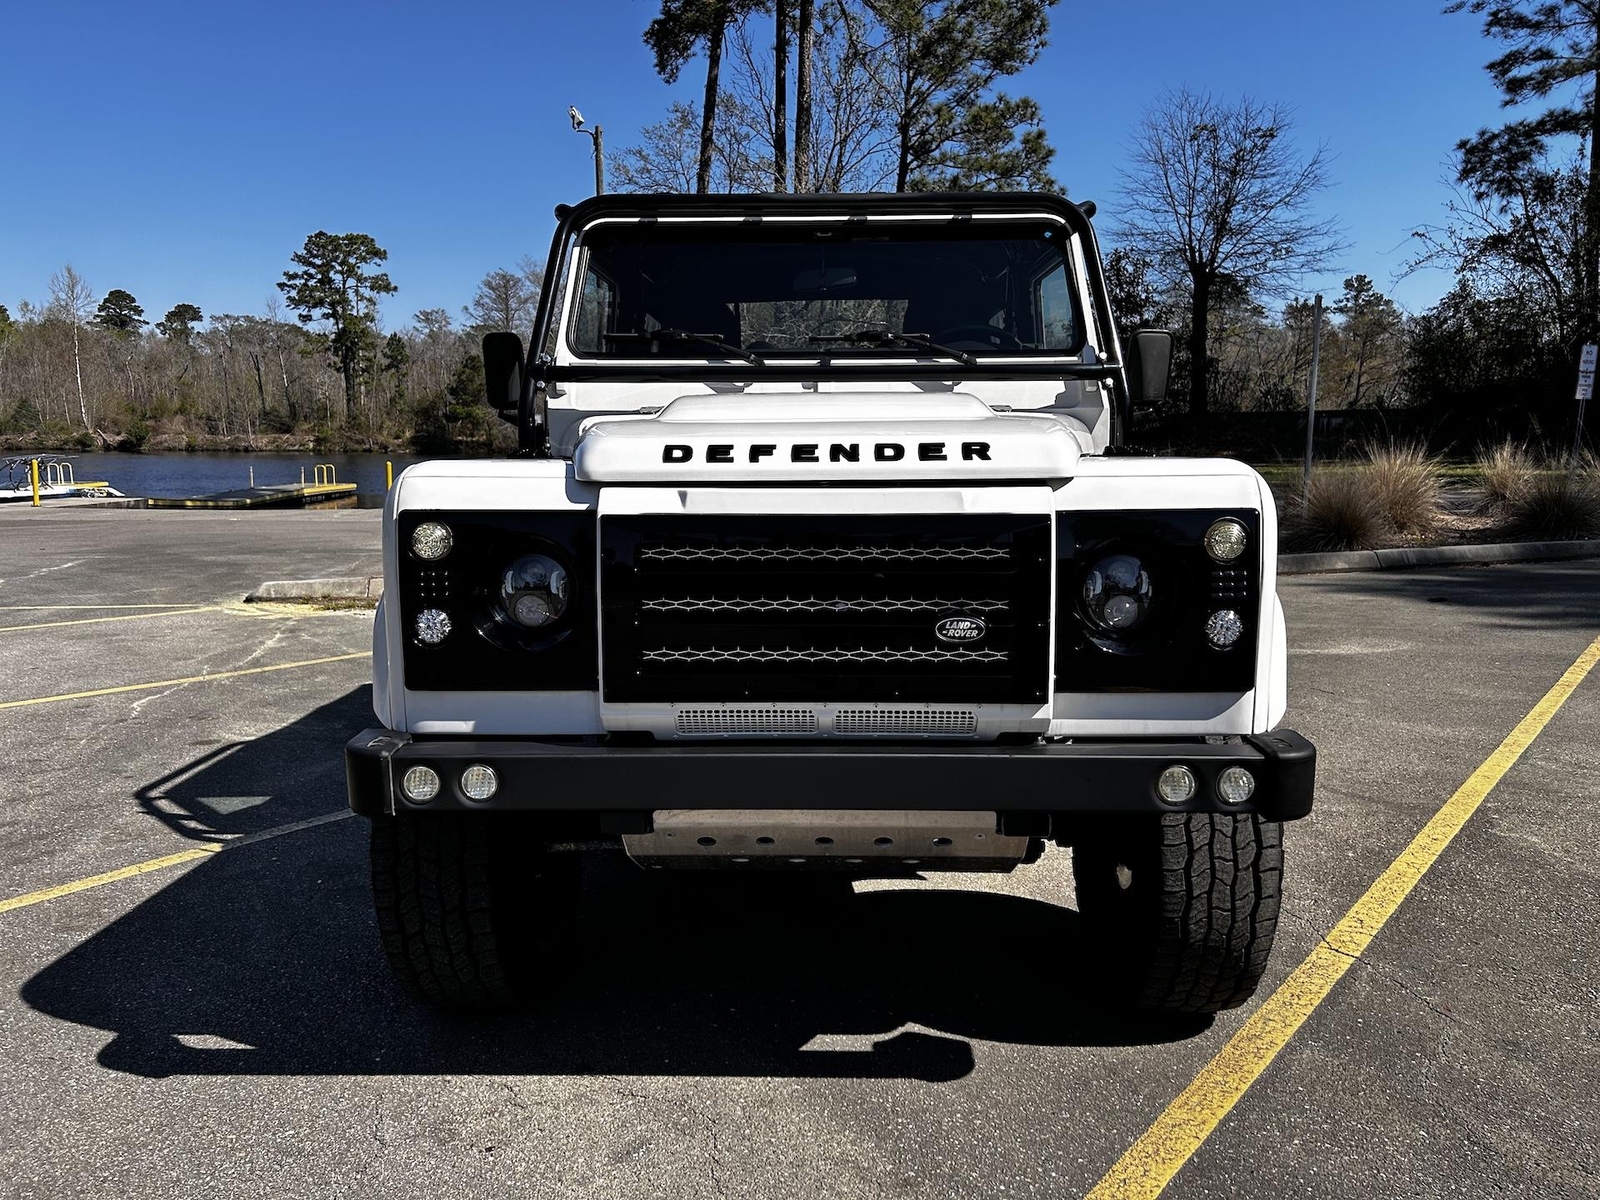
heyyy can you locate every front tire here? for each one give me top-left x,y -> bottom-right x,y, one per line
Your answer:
1072,812 -> 1282,1015
369,815 -> 568,1008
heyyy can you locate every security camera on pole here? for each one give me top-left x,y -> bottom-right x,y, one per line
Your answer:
570,107 -> 604,195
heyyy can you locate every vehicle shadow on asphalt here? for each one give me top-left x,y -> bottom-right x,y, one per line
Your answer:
1297,560 -> 1600,630
21,688 -> 1211,1083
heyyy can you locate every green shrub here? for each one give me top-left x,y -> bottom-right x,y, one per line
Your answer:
1361,440 -> 1442,535
1283,470 -> 1386,552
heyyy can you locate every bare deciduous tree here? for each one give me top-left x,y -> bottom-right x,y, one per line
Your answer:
48,264 -> 95,430
1117,88 -> 1344,415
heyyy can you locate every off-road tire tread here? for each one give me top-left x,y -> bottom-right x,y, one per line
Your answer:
1074,812 -> 1282,1015
370,816 -> 517,1007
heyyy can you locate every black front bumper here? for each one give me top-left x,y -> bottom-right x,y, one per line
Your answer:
346,729 -> 1316,822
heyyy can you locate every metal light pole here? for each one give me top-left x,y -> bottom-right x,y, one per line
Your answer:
1302,293 -> 1325,487
569,106 -> 604,195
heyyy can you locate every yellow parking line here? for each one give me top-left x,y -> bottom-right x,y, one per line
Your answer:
0,811 -> 355,916
0,604 -> 209,611
0,651 -> 370,710
1086,631 -> 1600,1200
0,606 -> 227,633
0,846 -> 221,914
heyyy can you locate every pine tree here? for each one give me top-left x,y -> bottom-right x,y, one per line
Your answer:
277,232 -> 397,421
1448,0 -> 1600,348
93,289 -> 148,335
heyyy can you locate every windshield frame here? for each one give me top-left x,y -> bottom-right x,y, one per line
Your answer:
560,216 -> 1089,367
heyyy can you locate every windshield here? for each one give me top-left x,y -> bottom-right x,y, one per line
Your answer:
567,221 -> 1083,360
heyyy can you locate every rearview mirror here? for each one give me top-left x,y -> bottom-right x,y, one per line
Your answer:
1125,328 -> 1173,412
482,331 -> 526,413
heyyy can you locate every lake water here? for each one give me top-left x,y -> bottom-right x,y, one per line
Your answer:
14,452 -> 457,500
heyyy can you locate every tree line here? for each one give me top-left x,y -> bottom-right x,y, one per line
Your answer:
0,241 -> 541,453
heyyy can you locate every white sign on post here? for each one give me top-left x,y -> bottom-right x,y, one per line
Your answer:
1580,343 -> 1598,401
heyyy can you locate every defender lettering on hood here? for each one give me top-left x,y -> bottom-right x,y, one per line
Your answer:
662,441 -> 992,464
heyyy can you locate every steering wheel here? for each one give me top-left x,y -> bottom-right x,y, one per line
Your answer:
931,324 -> 1024,350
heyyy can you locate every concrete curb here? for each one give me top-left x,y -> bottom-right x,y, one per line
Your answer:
1279,539 -> 1600,576
246,577 -> 385,602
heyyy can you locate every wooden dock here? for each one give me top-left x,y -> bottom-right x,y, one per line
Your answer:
145,463 -> 358,509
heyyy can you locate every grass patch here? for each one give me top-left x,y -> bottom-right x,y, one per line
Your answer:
1282,470 -> 1386,552
1360,440 -> 1443,536
1503,467 -> 1600,541
1475,440 -> 1536,513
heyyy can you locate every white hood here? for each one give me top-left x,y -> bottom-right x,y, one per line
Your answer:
571,392 -> 1084,483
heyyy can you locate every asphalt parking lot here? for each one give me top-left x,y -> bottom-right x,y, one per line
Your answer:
1,506 -> 1597,1200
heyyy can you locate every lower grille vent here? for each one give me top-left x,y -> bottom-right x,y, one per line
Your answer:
643,645 -> 1009,664
676,708 -> 818,736
835,709 -> 978,736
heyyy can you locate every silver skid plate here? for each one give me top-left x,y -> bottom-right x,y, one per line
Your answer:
622,809 -> 1028,871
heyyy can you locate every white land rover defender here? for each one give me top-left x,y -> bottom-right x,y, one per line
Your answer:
346,192 -> 1316,1015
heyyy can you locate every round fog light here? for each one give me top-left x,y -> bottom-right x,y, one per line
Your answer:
1217,766 -> 1256,806
411,521 -> 453,561
1206,609 -> 1244,649
460,764 -> 498,801
1204,518 -> 1248,563
414,608 -> 452,645
1157,765 -> 1197,805
401,765 -> 440,803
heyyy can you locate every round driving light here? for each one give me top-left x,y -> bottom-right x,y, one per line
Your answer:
501,554 -> 570,629
401,765 -> 440,803
414,608 -> 452,644
1204,518 -> 1248,563
1157,765 -> 1197,805
411,521 -> 453,561
460,764 -> 498,801
1205,609 -> 1244,649
1217,766 -> 1256,806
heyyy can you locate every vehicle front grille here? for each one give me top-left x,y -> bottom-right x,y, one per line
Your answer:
601,515 -> 1051,704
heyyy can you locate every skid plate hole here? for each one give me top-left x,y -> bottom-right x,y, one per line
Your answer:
814,836 -> 834,846
873,836 -> 894,847
932,837 -> 953,847
696,836 -> 717,847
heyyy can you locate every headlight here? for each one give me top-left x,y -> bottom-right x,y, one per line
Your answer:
1081,554 -> 1153,633
411,521 -> 453,561
501,554 -> 570,629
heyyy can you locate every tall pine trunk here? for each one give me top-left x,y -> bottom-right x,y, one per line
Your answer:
696,10 -> 726,194
1187,273 -> 1211,417
794,0 -> 813,192
773,0 -> 789,191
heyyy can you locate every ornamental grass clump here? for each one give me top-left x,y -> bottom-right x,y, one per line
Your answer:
1503,466 -> 1600,541
1475,439 -> 1536,513
1282,469 -> 1385,552
1360,440 -> 1443,536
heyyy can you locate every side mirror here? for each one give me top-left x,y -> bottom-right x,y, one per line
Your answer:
1125,328 -> 1173,412
482,331 -> 526,413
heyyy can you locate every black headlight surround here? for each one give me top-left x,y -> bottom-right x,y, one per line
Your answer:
398,510 -> 596,692
1056,509 -> 1260,693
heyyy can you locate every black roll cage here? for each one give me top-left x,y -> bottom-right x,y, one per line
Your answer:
518,191 -> 1130,455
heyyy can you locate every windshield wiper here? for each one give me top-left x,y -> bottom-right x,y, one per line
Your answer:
809,328 -> 977,367
602,329 -> 764,365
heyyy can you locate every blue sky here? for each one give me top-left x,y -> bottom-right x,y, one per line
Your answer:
1,1 -> 1510,329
